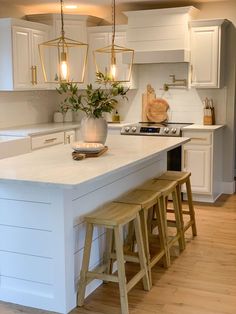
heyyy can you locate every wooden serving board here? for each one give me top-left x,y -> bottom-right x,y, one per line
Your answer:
72,146 -> 108,160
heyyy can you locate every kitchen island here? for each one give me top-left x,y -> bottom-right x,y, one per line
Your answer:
0,135 -> 189,314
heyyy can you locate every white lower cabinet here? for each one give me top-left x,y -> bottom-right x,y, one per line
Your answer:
182,128 -> 223,202
31,129 -> 76,150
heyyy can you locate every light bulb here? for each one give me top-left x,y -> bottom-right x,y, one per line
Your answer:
110,63 -> 117,80
60,51 -> 68,82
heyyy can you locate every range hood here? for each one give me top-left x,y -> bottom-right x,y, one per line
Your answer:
124,6 -> 199,64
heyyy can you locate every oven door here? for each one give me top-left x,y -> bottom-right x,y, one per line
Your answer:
167,146 -> 181,171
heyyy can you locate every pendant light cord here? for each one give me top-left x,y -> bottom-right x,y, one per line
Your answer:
112,0 -> 116,46
60,0 -> 65,37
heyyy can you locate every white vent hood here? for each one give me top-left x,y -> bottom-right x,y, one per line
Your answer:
124,6 -> 199,64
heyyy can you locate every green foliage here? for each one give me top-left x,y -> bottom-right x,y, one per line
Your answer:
56,72 -> 129,119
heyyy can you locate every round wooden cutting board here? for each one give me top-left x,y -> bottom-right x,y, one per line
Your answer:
146,98 -> 169,122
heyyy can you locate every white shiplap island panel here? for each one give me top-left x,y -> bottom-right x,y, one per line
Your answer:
0,135 -> 189,314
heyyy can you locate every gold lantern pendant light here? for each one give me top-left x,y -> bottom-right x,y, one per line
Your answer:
94,0 -> 134,82
39,0 -> 88,84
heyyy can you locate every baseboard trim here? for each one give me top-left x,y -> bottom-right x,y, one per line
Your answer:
222,181 -> 235,194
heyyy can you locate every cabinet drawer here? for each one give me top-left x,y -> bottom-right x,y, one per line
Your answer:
182,131 -> 212,145
31,132 -> 64,150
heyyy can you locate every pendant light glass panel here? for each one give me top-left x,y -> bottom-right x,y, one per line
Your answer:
94,44 -> 134,82
39,0 -> 88,84
93,0 -> 134,83
39,37 -> 88,83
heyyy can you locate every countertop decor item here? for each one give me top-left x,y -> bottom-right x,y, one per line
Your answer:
53,111 -> 64,123
72,142 -> 104,153
39,0 -> 88,84
93,0 -> 134,82
72,146 -> 108,160
203,97 -> 215,125
57,72 -> 129,144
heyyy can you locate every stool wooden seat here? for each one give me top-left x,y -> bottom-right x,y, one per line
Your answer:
114,189 -> 169,286
77,202 -> 150,314
138,179 -> 186,257
158,171 -> 197,237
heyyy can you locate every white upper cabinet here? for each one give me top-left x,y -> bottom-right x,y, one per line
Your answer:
0,19 -> 49,91
88,25 -> 138,89
190,19 -> 228,88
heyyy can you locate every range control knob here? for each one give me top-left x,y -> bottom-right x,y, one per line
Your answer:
124,127 -> 130,132
171,128 -> 177,134
164,127 -> 170,134
131,126 -> 137,133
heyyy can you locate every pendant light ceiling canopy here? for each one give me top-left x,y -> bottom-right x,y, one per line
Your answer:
94,0 -> 134,82
39,0 -> 88,84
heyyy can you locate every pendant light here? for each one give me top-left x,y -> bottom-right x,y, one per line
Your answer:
39,0 -> 88,84
94,0 -> 134,82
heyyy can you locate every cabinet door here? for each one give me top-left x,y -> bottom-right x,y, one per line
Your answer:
191,26 -> 219,88
182,144 -> 212,194
88,32 -> 109,86
31,29 -> 48,88
12,26 -> 32,89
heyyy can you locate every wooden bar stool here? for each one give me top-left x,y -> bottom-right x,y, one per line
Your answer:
114,189 -> 170,286
157,171 -> 197,238
138,179 -> 186,257
77,202 -> 150,314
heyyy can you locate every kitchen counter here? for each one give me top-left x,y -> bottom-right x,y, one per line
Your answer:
0,122 -> 80,137
0,135 -> 189,314
183,124 -> 225,131
0,135 -> 189,187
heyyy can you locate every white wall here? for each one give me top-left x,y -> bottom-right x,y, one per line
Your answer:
0,90 -> 59,128
117,63 -> 227,126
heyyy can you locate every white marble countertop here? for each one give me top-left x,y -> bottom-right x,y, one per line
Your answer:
0,122 -> 80,137
182,124 -> 225,131
0,135 -> 189,187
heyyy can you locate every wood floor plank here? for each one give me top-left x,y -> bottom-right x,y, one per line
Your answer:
0,193 -> 236,314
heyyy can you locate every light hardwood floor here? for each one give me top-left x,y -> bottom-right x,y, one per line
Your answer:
1,193 -> 236,314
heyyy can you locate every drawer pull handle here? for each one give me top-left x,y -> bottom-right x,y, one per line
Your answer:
191,137 -> 207,141
44,137 -> 57,144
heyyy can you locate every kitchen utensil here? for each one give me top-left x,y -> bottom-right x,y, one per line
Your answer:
142,84 -> 156,122
146,98 -> 169,122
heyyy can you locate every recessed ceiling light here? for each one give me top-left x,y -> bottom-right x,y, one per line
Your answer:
65,5 -> 77,9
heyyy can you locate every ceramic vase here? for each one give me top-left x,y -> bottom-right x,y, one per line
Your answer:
80,116 -> 108,144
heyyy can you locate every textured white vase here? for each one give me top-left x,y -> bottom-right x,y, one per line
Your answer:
80,116 -> 108,144
64,109 -> 73,122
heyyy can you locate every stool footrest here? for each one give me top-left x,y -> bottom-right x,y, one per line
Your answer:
127,269 -> 146,292
150,251 -> 166,268
110,252 -> 140,263
87,271 -> 119,283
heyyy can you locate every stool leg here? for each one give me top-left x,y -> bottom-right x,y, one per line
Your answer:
77,222 -> 94,307
114,226 -> 129,314
134,213 -> 151,291
104,228 -> 114,278
154,199 -> 170,268
139,209 -> 152,287
159,196 -> 171,267
176,184 -> 186,241
186,178 -> 197,236
172,189 -> 185,251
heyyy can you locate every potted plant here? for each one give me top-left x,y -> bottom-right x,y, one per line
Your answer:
57,72 -> 129,144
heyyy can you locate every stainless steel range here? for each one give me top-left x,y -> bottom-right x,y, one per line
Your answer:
121,122 -> 192,171
121,122 -> 190,137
